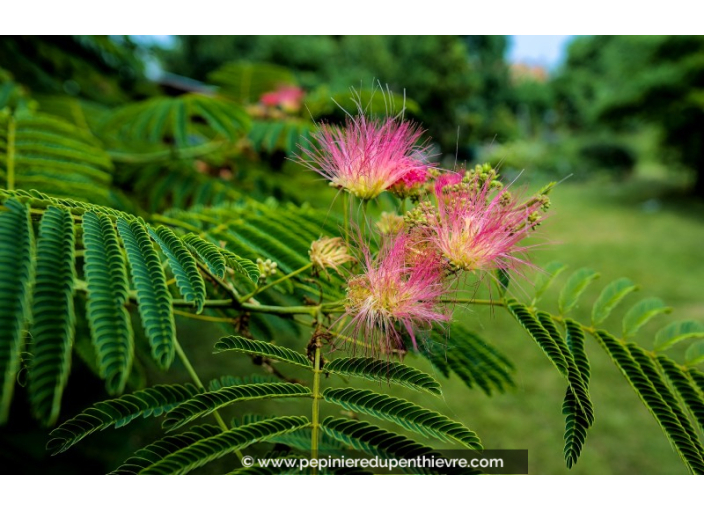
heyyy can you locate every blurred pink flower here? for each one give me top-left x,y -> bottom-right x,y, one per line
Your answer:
297,113 -> 431,200
260,85 -> 305,113
344,233 -> 449,354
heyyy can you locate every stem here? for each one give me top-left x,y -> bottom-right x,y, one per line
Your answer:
241,262 -> 312,302
360,199 -> 369,239
173,337 -> 242,459
311,337 -> 322,474
440,298 -> 505,307
343,192 -> 350,246
7,116 -> 16,191
173,309 -> 237,323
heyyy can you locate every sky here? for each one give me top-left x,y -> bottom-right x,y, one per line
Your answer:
508,35 -> 577,69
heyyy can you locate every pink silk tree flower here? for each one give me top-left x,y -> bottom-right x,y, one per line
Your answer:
344,233 -> 450,355
260,85 -> 305,113
427,173 -> 544,277
297,113 -> 431,201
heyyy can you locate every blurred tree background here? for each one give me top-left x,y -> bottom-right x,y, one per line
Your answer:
0,35 -> 703,475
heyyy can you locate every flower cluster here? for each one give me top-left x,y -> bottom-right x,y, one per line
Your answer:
299,109 -> 551,355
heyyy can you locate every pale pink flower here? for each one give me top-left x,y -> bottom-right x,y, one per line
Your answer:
427,173 -> 543,276
344,233 -> 449,354
297,113 -> 431,200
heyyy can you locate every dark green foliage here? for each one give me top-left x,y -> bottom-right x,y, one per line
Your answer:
421,327 -> 514,395
324,357 -> 441,396
323,388 -> 482,449
0,199 -> 33,424
138,416 -> 310,474
657,356 -> 704,432
207,61 -> 297,104
593,330 -> 704,474
320,417 -> 477,475
220,247 -> 260,283
0,111 -> 113,204
82,211 -> 134,394
249,119 -> 315,155
103,94 -> 251,149
116,217 -> 175,368
48,383 -> 202,455
163,383 -> 312,431
506,300 -> 568,376
27,206 -> 76,426
214,336 -> 312,369
111,424 -> 222,475
148,225 -> 206,312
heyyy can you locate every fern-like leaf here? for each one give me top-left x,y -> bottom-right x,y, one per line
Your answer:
323,388 -> 482,449
138,416 -> 310,474
149,225 -> 206,312
324,357 -> 441,395
320,417 -> 477,475
82,211 -> 134,394
558,267 -> 599,315
591,277 -> 638,326
622,298 -> 672,339
182,233 -> 226,278
117,218 -> 175,368
27,206 -> 76,426
532,261 -> 567,304
657,356 -> 704,432
48,383 -> 201,455
214,336 -> 311,369
0,199 -> 33,424
654,320 -> 704,352
593,330 -> 704,474
111,424 -> 222,474
220,247 -> 260,283
505,300 -> 568,376
163,383 -> 312,431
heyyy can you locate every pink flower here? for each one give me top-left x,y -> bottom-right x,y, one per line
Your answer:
260,85 -> 305,113
344,233 -> 450,354
297,113 -> 431,200
426,173 -> 543,276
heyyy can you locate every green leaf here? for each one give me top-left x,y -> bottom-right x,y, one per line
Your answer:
658,356 -> 704,432
495,268 -> 510,297
532,261 -> 567,303
558,268 -> 600,315
82,211 -> 134,395
111,424 -> 222,475
183,233 -> 226,278
506,300 -> 568,377
116,218 -> 175,369
323,388 -> 482,449
622,297 -> 672,338
214,336 -> 311,369
28,207 -> 76,426
324,357 -> 442,395
422,326 -> 514,395
686,341 -> 704,366
149,225 -> 206,313
655,321 -> 704,352
139,416 -> 310,475
220,247 -> 260,283
48,383 -> 201,455
591,277 -> 638,326
593,330 -> 704,474
0,199 -> 34,424
320,417 -> 477,475
163,383 -> 311,431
